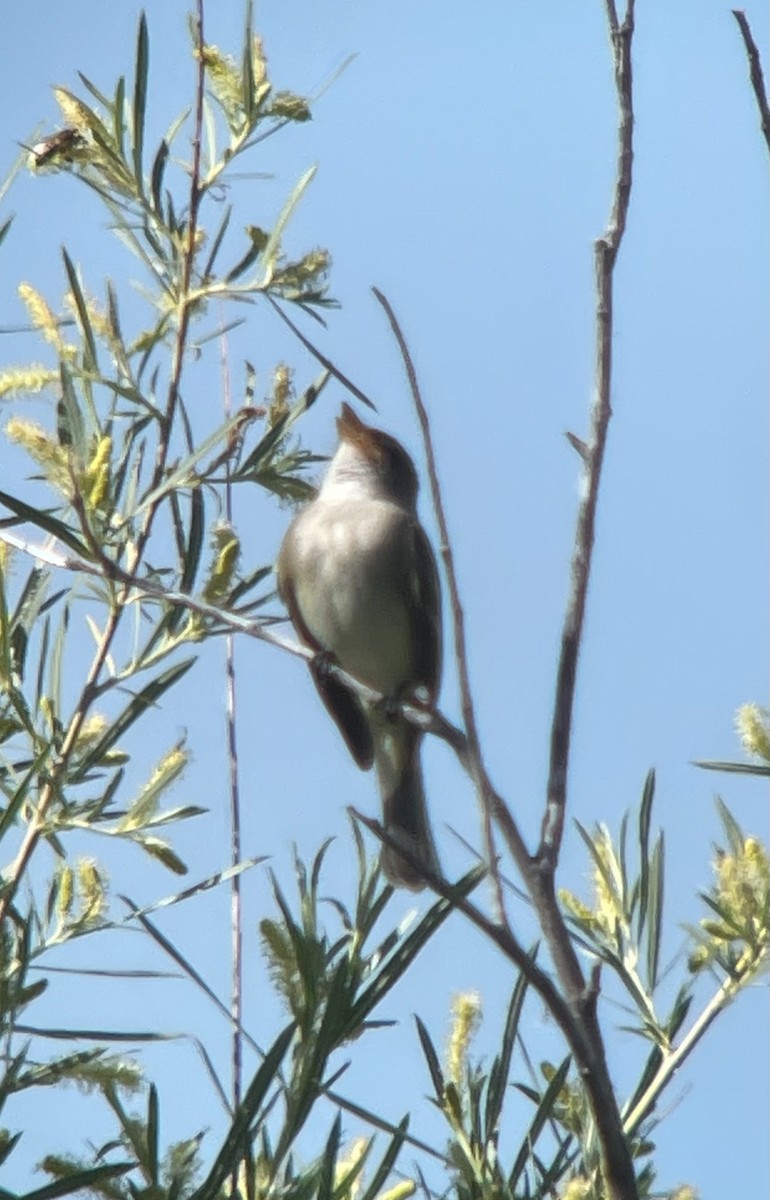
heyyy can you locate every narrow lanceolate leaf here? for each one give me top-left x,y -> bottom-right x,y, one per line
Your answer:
235,372 -> 329,478
190,1022 -> 295,1200
147,1083 -> 160,1184
62,247 -> 98,374
113,73 -> 127,159
150,138 -> 169,217
485,968 -> 530,1140
344,866 -> 484,1037
70,657 -> 196,781
135,414 -> 248,512
202,205 -> 232,279
637,768 -> 656,941
645,834 -> 665,992
0,216 -> 13,251
257,165 -> 318,287
694,759 -> 770,776
508,1056 -> 571,1190
0,490 -> 90,557
0,749 -> 52,841
317,1113 -> 342,1200
357,1118 -> 409,1200
414,1015 -> 444,1100
715,795 -> 747,855
19,1161 -> 134,1200
241,0 -> 257,122
133,13 -> 149,191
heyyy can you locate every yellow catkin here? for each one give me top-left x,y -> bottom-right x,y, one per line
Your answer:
735,703 -> 770,762
446,991 -> 481,1086
0,366 -> 59,398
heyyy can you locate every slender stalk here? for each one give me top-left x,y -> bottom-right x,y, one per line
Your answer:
538,0 -> 635,872
732,9 -> 770,152
623,972 -> 743,1136
372,286 -> 507,926
219,318 -> 244,1118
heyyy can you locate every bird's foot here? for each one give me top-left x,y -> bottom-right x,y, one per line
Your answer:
311,648 -> 338,680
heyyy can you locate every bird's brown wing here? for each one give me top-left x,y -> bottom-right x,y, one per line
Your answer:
403,518 -> 442,700
277,533 -> 374,771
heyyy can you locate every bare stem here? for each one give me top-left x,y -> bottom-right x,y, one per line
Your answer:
371,286 -> 508,926
218,313 -> 244,1116
538,0 -> 635,874
732,10 -> 770,153
623,971 -> 744,1137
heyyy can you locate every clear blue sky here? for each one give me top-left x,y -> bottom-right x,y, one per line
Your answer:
1,2 -> 767,1197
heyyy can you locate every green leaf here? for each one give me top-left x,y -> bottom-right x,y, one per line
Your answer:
357,1118 -> 408,1200
136,414 -> 248,512
485,967 -> 529,1140
317,1113 -> 342,1200
645,834 -> 664,991
136,836 -> 188,875
715,796 -> 747,855
113,74 -> 127,159
235,373 -> 328,479
147,1083 -> 159,1184
0,748 -> 52,841
342,866 -> 484,1039
18,1162 -> 134,1200
414,1015 -> 444,1100
508,1056 -> 571,1190
258,164 -> 317,286
0,216 -> 13,252
202,206 -> 233,280
0,491 -> 91,558
61,248 -> 98,374
241,0 -> 257,122
70,657 -> 196,782
133,13 -> 149,191
150,139 -> 169,217
637,768 -> 656,942
694,759 -> 770,776
190,1022 -> 295,1200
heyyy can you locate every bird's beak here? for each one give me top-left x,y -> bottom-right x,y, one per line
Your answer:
336,403 -> 380,457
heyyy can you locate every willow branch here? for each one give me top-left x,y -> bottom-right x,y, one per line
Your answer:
538,0 -> 635,873
732,10 -> 770,153
371,286 -> 509,926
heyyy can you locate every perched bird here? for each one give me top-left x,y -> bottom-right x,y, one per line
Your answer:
277,403 -> 442,889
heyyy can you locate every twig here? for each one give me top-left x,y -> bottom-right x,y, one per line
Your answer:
371,286 -> 508,928
218,311 -> 244,1116
622,970 -> 743,1137
538,0 -> 635,873
0,524 -> 466,752
732,10 -> 770,152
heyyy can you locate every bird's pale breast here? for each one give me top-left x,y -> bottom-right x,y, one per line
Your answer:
289,497 -> 414,695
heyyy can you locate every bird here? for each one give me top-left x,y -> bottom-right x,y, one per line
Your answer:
277,403 -> 442,889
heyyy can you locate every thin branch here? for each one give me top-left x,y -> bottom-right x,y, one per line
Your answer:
353,809 -> 587,1043
371,286 -> 508,928
622,970 -> 744,1137
0,523 -> 465,751
538,0 -> 635,872
218,313 -> 244,1117
732,9 -> 770,152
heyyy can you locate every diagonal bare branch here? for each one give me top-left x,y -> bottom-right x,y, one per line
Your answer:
538,0 -> 636,873
732,9 -> 770,152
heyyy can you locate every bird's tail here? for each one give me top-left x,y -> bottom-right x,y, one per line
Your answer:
374,720 -> 439,890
